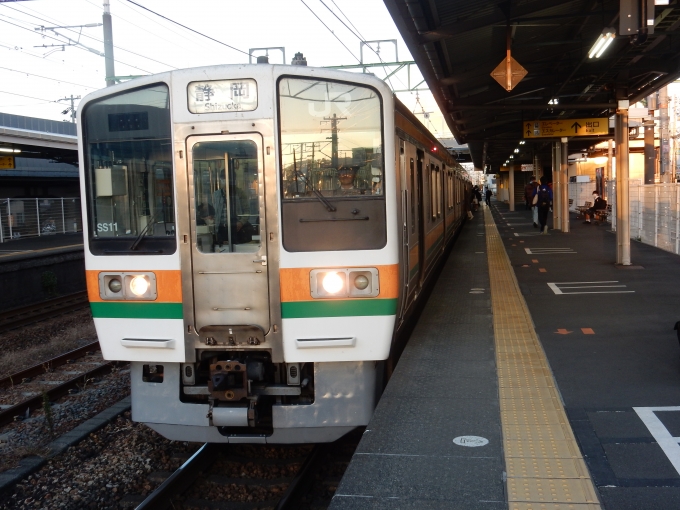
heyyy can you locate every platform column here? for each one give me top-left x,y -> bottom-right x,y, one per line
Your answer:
509,166 -> 515,211
553,142 -> 561,230
616,101 -> 631,265
561,137 -> 570,233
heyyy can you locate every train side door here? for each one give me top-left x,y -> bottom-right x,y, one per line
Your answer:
186,134 -> 270,335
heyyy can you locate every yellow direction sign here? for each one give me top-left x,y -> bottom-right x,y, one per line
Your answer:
524,118 -> 609,138
0,156 -> 14,170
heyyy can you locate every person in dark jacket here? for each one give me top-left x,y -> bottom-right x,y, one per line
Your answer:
532,175 -> 553,234
584,191 -> 607,223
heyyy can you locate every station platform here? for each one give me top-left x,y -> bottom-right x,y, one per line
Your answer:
0,233 -> 83,263
330,201 -> 680,510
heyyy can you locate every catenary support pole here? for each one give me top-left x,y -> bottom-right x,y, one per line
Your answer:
616,101 -> 631,265
103,1 -> 116,86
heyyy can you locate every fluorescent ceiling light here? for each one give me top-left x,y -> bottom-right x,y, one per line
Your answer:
589,28 -> 616,59
0,148 -> 20,153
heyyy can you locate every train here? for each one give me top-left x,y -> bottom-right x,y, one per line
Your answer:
78,60 -> 471,443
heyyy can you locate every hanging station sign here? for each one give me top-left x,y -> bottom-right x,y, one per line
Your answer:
523,118 -> 609,138
187,79 -> 258,114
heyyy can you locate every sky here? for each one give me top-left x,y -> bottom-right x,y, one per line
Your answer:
0,0 -> 453,139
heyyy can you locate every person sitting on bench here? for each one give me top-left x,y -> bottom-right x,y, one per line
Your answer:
584,190 -> 607,223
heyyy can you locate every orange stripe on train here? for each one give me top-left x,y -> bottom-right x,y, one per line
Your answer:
280,264 -> 399,303
86,270 -> 182,303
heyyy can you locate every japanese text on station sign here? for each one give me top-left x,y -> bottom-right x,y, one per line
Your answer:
524,118 -> 609,138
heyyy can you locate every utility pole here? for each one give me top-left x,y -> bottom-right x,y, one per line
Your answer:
103,0 -> 116,86
58,95 -> 81,123
322,114 -> 346,169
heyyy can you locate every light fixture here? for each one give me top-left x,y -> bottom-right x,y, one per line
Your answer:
0,148 -> 20,153
514,148 -> 520,153
129,275 -> 150,296
588,28 -> 616,59
509,155 -> 514,159
519,140 -> 526,145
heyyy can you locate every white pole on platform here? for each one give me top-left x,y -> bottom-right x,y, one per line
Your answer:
561,137 -> 570,232
616,101 -> 631,265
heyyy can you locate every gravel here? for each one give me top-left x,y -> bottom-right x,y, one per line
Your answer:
0,413 -> 200,510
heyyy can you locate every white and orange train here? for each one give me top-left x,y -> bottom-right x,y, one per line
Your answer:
78,62 -> 470,443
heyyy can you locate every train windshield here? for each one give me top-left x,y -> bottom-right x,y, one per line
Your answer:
82,83 -> 175,255
278,77 -> 386,251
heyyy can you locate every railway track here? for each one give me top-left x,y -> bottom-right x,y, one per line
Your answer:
0,341 -> 122,428
131,431 -> 362,510
0,290 -> 89,334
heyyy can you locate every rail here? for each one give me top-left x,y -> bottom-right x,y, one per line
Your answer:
0,291 -> 89,333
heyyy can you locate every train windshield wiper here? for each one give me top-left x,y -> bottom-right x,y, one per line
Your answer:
292,149 -> 336,212
129,214 -> 156,251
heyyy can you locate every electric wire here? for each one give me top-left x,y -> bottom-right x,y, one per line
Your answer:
300,0 -> 360,63
112,0 -> 210,51
1,3 -> 165,71
0,90 -> 62,104
124,0 -> 251,57
0,65 -> 95,89
317,0 -> 396,90
0,7 -> 151,74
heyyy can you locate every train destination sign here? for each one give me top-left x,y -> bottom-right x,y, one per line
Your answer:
524,118 -> 609,138
187,78 -> 258,114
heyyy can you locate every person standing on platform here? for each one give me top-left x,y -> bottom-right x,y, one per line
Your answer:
533,175 -> 553,234
485,187 -> 492,207
524,175 -> 537,210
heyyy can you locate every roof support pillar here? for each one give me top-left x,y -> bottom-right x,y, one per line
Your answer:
616,103 -> 631,265
509,166 -> 515,211
553,142 -> 562,231
561,137 -> 570,233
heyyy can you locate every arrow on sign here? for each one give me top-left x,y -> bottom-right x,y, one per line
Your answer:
555,328 -> 573,335
526,129 -> 532,136
571,122 -> 582,133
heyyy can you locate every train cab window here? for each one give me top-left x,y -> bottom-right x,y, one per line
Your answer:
192,140 -> 260,254
277,77 -> 386,251
83,84 -> 175,255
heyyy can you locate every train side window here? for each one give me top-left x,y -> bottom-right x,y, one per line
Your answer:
430,163 -> 437,220
410,158 -> 415,234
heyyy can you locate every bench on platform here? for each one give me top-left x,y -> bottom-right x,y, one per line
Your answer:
594,203 -> 611,225
576,201 -> 591,218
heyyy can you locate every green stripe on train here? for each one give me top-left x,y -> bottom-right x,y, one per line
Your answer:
90,302 -> 183,319
282,298 -> 398,319
409,263 -> 419,279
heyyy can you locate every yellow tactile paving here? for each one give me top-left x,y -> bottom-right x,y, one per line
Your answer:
484,207 -> 603,510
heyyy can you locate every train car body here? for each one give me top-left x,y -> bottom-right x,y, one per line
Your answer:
78,63 -> 469,443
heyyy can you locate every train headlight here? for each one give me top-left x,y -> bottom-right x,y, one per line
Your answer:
98,272 -> 157,300
353,274 -> 369,290
310,268 -> 379,298
129,275 -> 150,296
108,278 -> 123,293
321,272 -> 345,294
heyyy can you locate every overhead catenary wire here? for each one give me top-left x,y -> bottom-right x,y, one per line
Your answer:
0,90 -> 62,104
0,3 -> 167,71
0,65 -> 95,89
300,0 -> 361,64
317,0 -> 397,90
0,8 -> 151,74
124,0 -> 251,57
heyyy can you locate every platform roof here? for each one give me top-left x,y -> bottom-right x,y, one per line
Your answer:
384,0 -> 680,172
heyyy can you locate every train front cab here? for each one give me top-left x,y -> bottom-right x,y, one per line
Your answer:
79,67 -> 402,443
